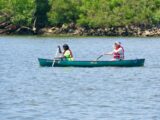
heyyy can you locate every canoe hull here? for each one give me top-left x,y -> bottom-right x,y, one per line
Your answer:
38,58 -> 145,67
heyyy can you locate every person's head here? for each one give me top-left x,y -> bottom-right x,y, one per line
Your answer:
114,41 -> 121,49
63,44 -> 69,51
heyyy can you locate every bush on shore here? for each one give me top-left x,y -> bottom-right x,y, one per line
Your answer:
0,0 -> 160,35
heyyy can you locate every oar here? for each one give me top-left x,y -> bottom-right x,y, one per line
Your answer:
96,55 -> 103,61
52,48 -> 59,67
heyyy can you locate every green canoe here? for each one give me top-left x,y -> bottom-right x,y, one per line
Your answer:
38,58 -> 145,67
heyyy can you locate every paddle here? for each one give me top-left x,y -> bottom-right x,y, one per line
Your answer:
52,48 -> 59,67
96,52 -> 112,61
96,55 -> 103,61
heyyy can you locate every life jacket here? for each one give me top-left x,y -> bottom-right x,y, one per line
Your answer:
63,49 -> 74,61
113,46 -> 124,60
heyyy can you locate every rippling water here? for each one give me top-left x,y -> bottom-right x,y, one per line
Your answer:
0,36 -> 160,120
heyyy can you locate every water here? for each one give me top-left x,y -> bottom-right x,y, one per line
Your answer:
0,36 -> 160,120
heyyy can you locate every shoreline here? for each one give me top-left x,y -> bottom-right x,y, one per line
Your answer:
0,23 -> 160,37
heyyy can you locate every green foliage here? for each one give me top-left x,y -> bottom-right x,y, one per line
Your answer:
48,0 -> 80,26
77,0 -> 160,27
0,0 -> 160,27
12,0 -> 35,26
0,0 -> 35,26
152,10 -> 160,24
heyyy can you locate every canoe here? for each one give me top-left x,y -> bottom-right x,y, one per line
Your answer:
38,58 -> 145,67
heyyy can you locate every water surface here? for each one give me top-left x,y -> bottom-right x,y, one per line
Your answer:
0,36 -> 160,120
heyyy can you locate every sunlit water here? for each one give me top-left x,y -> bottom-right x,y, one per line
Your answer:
0,36 -> 160,120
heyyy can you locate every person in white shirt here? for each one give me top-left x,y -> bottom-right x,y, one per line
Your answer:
104,41 -> 124,60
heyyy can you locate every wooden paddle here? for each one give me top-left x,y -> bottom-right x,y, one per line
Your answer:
96,53 -> 112,61
52,48 -> 59,67
96,55 -> 103,61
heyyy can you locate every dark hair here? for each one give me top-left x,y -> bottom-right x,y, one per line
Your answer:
63,44 -> 69,50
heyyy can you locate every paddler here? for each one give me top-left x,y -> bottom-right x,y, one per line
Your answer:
57,44 -> 74,61
104,41 -> 124,60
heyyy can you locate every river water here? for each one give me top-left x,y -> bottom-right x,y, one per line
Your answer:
0,36 -> 160,120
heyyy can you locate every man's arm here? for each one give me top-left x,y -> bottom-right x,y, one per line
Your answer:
104,51 -> 113,55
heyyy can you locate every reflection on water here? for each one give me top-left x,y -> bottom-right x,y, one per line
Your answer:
0,36 -> 160,120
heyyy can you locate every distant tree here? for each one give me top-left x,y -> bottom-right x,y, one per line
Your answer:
48,0 -> 80,26
34,0 -> 50,30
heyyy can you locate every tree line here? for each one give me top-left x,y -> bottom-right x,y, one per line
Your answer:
0,0 -> 160,31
